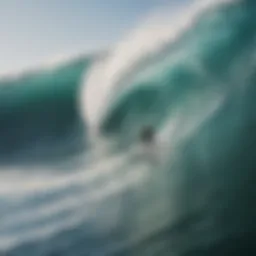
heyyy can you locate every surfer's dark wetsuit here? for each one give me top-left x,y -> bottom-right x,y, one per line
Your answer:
140,126 -> 155,144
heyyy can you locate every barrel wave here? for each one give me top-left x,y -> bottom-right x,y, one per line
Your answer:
1,0 -> 256,255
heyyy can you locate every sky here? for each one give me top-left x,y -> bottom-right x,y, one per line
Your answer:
0,0 -> 189,75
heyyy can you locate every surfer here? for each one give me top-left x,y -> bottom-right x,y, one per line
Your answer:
140,125 -> 155,144
139,125 -> 160,164
138,125 -> 164,165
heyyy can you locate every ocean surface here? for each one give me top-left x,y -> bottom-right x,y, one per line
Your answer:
1,0 -> 256,255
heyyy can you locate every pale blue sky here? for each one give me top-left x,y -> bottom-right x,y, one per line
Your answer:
0,0 -> 189,74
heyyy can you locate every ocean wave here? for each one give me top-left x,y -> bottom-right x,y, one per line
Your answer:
1,0 -> 256,255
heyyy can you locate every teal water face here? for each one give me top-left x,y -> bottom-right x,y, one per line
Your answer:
88,0 -> 256,253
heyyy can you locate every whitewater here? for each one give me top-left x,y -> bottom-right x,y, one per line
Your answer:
0,0 -> 256,255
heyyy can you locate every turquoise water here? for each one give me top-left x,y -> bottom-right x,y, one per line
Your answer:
0,56 -> 92,163
1,0 -> 256,255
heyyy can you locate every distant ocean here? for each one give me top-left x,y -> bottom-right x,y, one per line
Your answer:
1,0 -> 256,255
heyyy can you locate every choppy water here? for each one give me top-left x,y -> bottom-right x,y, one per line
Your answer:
1,0 -> 256,255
